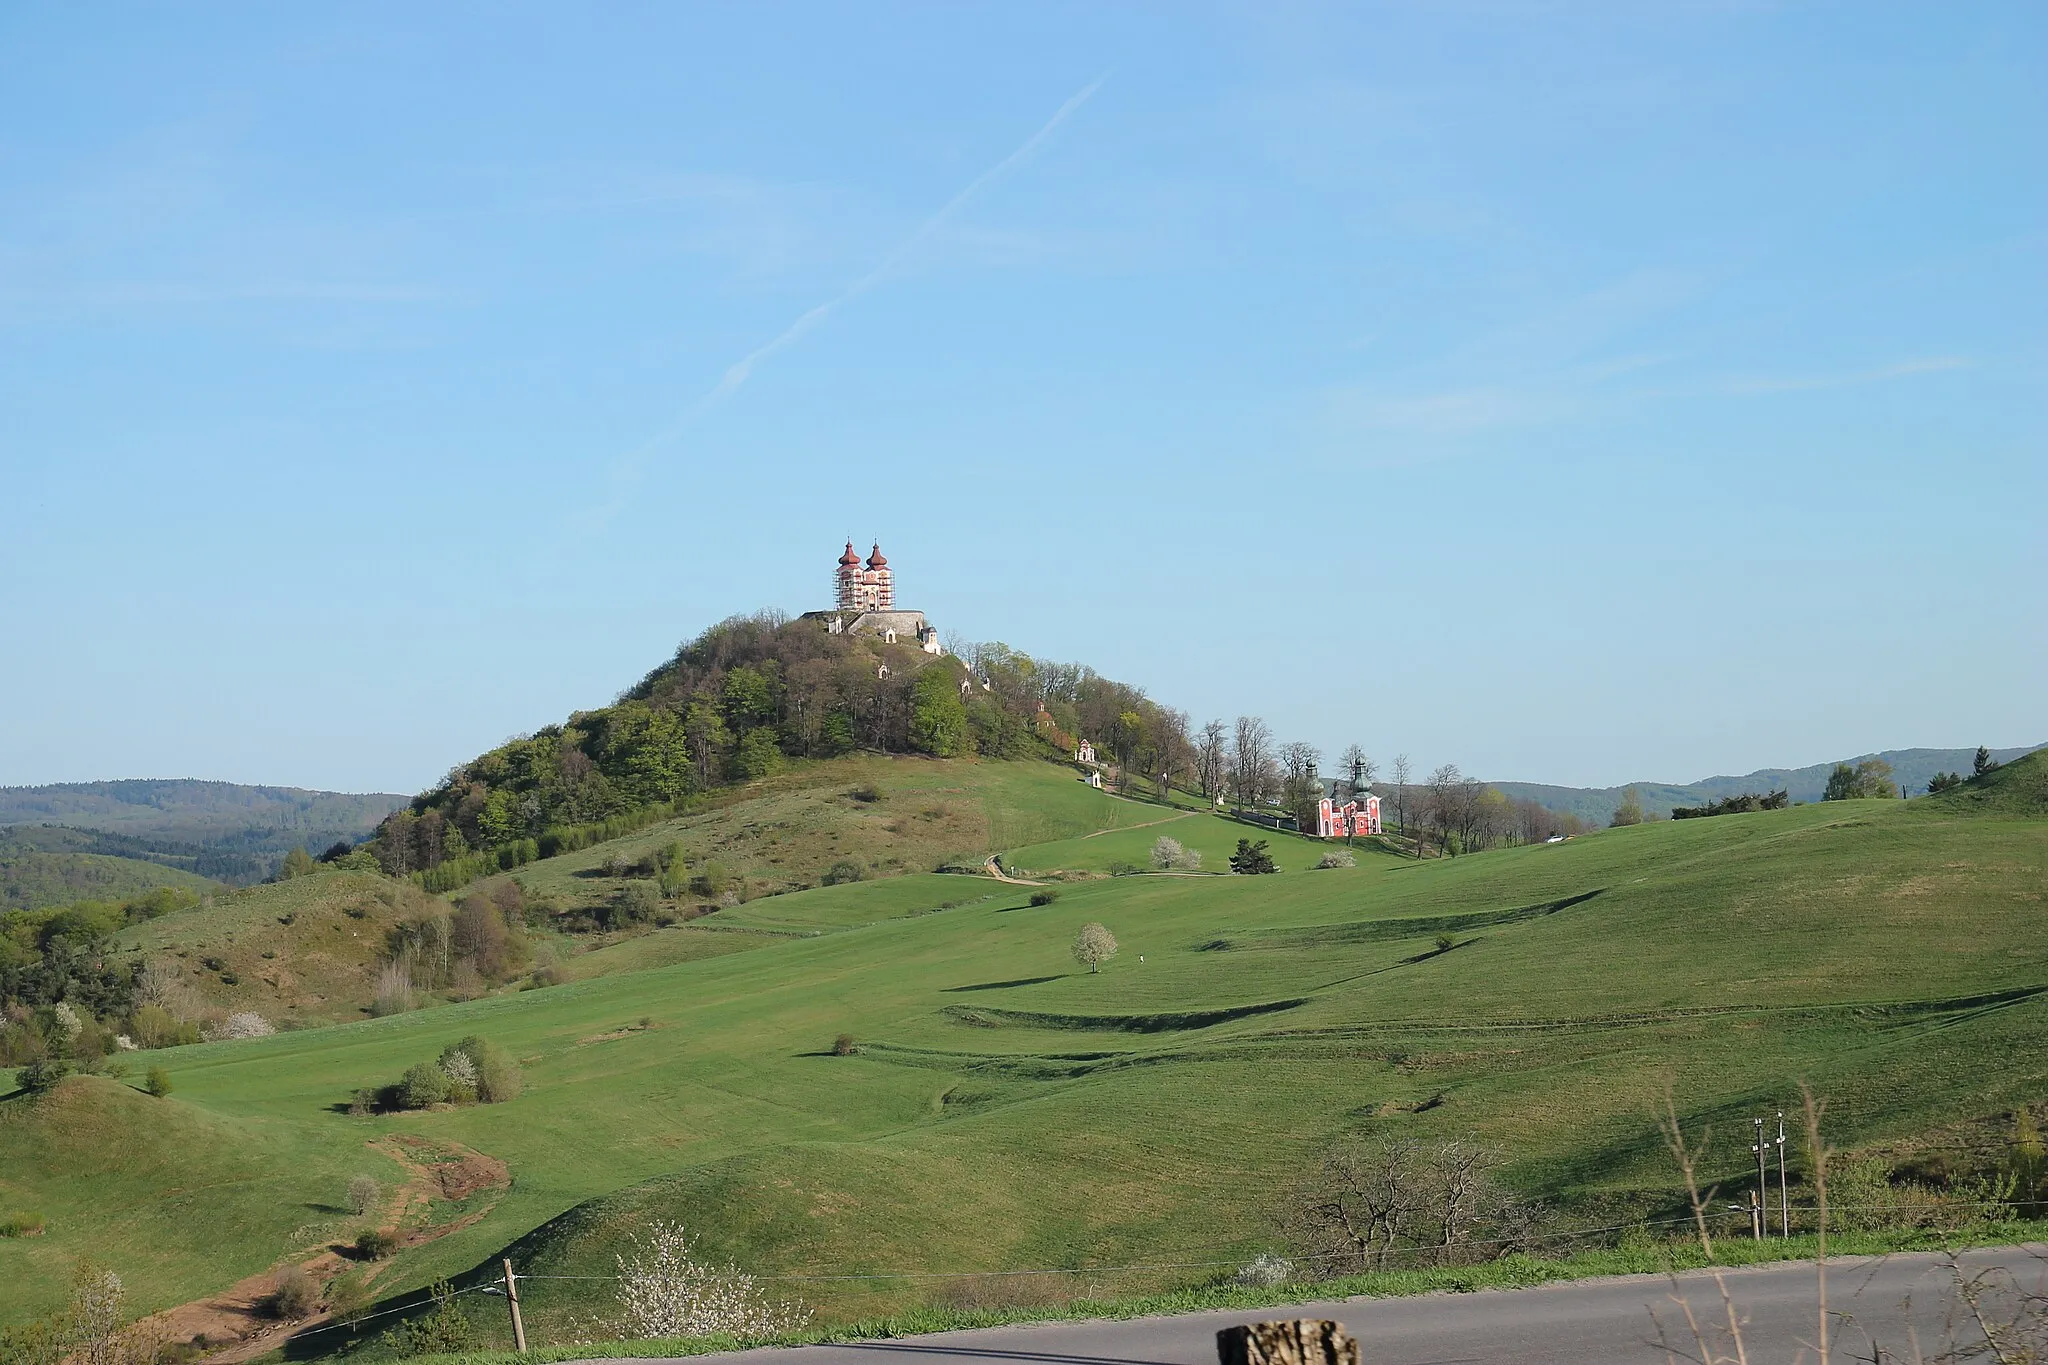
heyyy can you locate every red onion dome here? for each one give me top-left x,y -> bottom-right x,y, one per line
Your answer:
839,541 -> 861,566
867,543 -> 889,568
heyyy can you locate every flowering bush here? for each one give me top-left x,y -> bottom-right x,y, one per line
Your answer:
204,1012 -> 276,1041
609,1222 -> 807,1341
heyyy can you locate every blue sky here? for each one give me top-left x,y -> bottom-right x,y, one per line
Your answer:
2,2 -> 2041,795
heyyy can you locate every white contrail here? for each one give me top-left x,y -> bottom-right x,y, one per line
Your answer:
596,74 -> 1108,504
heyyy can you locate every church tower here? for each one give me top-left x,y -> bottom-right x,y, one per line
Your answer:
835,541 -> 862,612
865,543 -> 893,609
810,539 -> 941,654
835,541 -> 895,613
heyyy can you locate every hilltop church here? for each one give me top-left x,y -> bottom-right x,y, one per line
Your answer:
801,542 -> 944,654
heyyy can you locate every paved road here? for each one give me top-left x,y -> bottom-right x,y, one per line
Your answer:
598,1246 -> 2047,1365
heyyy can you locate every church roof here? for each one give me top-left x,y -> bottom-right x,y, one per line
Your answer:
866,543 -> 888,568
839,541 -> 861,566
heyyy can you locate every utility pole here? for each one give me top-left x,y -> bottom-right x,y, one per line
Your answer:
1752,1117 -> 1768,1241
1776,1111 -> 1790,1238
502,1258 -> 527,1353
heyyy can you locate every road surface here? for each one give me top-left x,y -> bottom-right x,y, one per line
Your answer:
593,1245 -> 2046,1365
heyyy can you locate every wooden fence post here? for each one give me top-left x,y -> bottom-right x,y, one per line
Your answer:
502,1258 -> 527,1353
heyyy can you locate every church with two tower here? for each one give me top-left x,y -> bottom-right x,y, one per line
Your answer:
802,542 -> 943,654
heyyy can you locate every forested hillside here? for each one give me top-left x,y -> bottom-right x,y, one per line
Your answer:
0,780 -> 406,884
369,614 -> 1182,882
0,827 -> 221,912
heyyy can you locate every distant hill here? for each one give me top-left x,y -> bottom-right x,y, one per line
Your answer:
1493,743 -> 2046,824
0,779 -> 407,884
0,827 -> 222,912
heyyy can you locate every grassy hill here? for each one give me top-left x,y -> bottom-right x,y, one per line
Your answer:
1493,742 -> 2046,823
112,872 -> 454,1028
3,751 -> 2042,1351
0,826 -> 222,912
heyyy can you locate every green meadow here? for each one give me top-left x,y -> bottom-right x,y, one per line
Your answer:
1,754 -> 2043,1351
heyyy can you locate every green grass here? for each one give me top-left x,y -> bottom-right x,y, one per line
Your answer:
1000,807 -> 1377,876
2,755 -> 2044,1351
496,755 -> 1129,919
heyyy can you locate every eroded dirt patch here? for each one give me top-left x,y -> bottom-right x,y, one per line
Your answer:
132,1135 -> 509,1364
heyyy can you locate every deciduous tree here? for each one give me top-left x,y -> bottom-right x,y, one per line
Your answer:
1071,922 -> 1119,973
1231,716 -> 1275,808
1195,720 -> 1228,803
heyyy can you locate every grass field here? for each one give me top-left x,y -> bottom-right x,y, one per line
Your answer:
2,754 -> 2043,1354
999,807 -> 1381,876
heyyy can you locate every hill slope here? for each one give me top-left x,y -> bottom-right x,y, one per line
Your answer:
4,752 -> 2043,1348
1494,743 -> 2046,823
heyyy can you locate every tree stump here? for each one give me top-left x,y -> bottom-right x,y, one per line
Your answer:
1216,1320 -> 1361,1365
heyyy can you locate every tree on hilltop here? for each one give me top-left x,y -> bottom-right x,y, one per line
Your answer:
1974,746 -> 2001,778
1611,786 -> 1644,827
1823,758 -> 1897,801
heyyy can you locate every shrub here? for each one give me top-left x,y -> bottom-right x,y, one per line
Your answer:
435,1036 -> 521,1104
607,1222 -> 808,1341
269,1265 -> 321,1320
143,1066 -> 172,1098
1229,838 -> 1278,875
1235,1253 -> 1293,1288
1434,933 -> 1457,954
832,1033 -> 859,1056
1108,861 -> 1143,877
348,1087 -> 378,1117
692,860 -> 734,898
129,1004 -> 200,1049
1028,889 -> 1060,907
849,784 -> 882,803
0,1212 -> 46,1238
326,1271 -> 374,1330
204,1012 -> 276,1041
397,1061 -> 451,1110
17,1058 -> 71,1094
822,860 -> 866,887
1315,849 -> 1356,869
346,1175 -> 380,1216
354,1228 -> 399,1260
1151,836 -> 1202,870
608,881 -> 662,928
382,1280 -> 475,1356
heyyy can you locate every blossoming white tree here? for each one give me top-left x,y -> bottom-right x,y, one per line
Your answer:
1071,922 -> 1118,973
610,1222 -> 806,1341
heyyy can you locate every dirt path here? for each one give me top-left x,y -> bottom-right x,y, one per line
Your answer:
131,1134 -> 510,1364
1080,810 -> 1195,838
982,856 -> 1043,886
